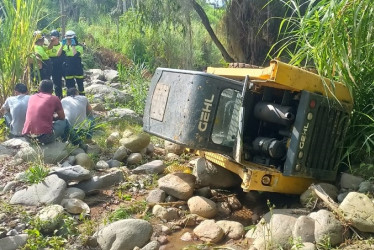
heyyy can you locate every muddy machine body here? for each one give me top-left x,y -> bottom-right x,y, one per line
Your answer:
143,60 -> 352,194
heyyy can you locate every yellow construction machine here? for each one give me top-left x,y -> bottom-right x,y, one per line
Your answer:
143,60 -> 352,194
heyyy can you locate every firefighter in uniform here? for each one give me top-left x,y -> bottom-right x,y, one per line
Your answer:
63,30 -> 85,95
32,31 -> 51,83
46,30 -> 65,99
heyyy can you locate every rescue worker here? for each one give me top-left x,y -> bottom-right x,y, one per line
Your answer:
32,30 -> 51,82
46,30 -> 65,99
63,30 -> 85,95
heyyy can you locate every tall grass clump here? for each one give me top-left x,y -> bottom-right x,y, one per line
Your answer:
271,0 -> 374,172
0,0 -> 43,104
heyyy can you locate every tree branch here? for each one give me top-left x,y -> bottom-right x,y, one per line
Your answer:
191,0 -> 234,63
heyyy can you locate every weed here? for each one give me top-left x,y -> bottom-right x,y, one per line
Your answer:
317,235 -> 332,250
107,201 -> 147,223
23,164 -> 49,184
78,216 -> 98,246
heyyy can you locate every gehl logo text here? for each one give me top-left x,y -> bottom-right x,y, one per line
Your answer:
198,95 -> 214,132
299,122 -> 309,149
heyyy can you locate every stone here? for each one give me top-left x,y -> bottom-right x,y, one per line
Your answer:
39,141 -> 70,164
145,143 -> 155,155
152,205 -> 180,221
340,172 -> 364,190
113,146 -> 129,161
10,175 -> 66,206
36,205 -> 65,233
91,103 -> 106,112
75,153 -> 94,170
292,215 -> 315,242
337,192 -> 349,203
216,220 -> 244,239
110,82 -> 122,89
195,187 -> 212,198
85,84 -> 132,105
86,144 -> 102,155
108,108 -> 142,124
120,133 -> 151,153
73,170 -> 124,194
180,232 -> 194,241
300,183 -> 339,207
193,158 -> 241,189
358,181 -> 374,193
193,220 -> 224,243
51,165 -> 92,182
96,160 -> 110,170
2,181 -> 18,193
300,242 -> 316,250
97,219 -> 152,250
164,141 -> 185,155
0,144 -> 14,157
122,129 -> 134,138
61,198 -> 90,215
146,189 -> 166,204
132,160 -> 165,174
64,187 -> 85,200
1,138 -> 30,148
15,146 -> 38,162
104,69 -> 119,82
187,196 -> 217,219
339,192 -> 374,233
92,79 -> 105,85
0,234 -> 28,250
127,153 -> 142,165
227,196 -> 242,210
165,195 -> 178,203
107,159 -> 122,168
158,173 -> 196,200
216,202 -> 231,217
71,147 -> 85,156
309,209 -> 344,246
86,69 -> 105,81
141,241 -> 160,250
262,208 -> 309,222
165,153 -> 179,161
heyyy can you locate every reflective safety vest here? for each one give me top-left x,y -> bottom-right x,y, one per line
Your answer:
63,45 -> 83,57
47,43 -> 63,58
34,45 -> 49,60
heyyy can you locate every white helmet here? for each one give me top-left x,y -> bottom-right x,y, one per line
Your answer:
65,30 -> 76,39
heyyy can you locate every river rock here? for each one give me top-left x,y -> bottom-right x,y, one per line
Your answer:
107,159 -> 122,168
193,158 -> 241,188
36,205 -> 65,233
15,146 -> 38,162
97,219 -> 152,250
104,69 -> 119,82
358,181 -> 374,193
96,160 -> 110,170
140,240 -> 160,250
108,108 -> 142,124
216,202 -> 231,217
187,196 -> 217,218
340,172 -> 364,190
216,220 -> 244,239
51,165 -> 92,182
75,153 -> 94,170
86,69 -> 105,81
127,153 -> 142,165
309,209 -> 344,246
0,234 -> 28,250
39,141 -> 70,164
132,160 -> 165,174
158,173 -> 196,200
164,141 -> 185,155
61,198 -> 90,215
85,84 -> 132,105
193,220 -> 224,243
339,192 -> 374,233
146,189 -> 166,204
120,133 -> 150,153
106,132 -> 121,148
10,175 -> 66,206
64,187 -> 85,200
300,183 -> 339,207
73,170 -> 124,194
113,146 -> 129,161
292,215 -> 315,242
152,205 -> 180,221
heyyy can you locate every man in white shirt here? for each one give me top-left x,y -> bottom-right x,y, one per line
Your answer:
0,83 -> 30,137
61,87 -> 94,140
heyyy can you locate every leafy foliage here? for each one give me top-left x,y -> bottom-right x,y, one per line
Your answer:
24,164 -> 49,184
272,0 -> 374,173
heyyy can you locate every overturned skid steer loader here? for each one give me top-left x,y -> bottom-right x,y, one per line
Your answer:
143,60 -> 353,194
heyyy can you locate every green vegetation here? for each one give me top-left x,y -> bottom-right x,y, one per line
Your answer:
23,164 -> 49,184
272,0 -> 374,174
107,201 -> 148,223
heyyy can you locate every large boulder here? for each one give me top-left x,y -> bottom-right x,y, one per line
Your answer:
119,133 -> 150,153
193,220 -> 224,243
216,220 -> 244,240
97,219 -> 152,250
10,175 -> 66,206
75,153 -> 94,170
51,165 -> 92,182
187,196 -> 217,219
193,158 -> 241,189
158,173 -> 196,200
339,192 -> 374,233
39,141 -> 70,164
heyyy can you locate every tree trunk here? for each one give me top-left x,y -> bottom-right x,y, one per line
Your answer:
191,0 -> 234,63
60,0 -> 66,36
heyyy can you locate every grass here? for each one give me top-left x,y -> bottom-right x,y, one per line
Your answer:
23,164 -> 49,184
107,201 -> 148,223
270,0 -> 374,176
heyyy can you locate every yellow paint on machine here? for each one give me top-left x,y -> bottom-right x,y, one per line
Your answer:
199,151 -> 314,195
207,60 -> 353,105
